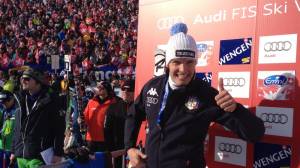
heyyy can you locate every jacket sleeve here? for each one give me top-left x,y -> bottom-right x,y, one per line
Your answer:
104,110 -> 114,151
215,103 -> 265,143
124,89 -> 146,150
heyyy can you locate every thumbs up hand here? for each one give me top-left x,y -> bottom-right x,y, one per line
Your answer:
215,78 -> 237,112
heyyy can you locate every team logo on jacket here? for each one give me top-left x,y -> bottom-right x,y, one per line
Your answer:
185,96 -> 200,110
147,88 -> 158,96
146,87 -> 159,106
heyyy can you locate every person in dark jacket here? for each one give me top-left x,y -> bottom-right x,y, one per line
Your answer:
104,79 -> 135,168
10,68 -> 65,168
124,23 -> 265,168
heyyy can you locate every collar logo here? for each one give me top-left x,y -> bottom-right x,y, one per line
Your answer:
185,96 -> 200,110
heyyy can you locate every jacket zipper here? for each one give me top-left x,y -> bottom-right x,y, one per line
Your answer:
22,115 -> 30,157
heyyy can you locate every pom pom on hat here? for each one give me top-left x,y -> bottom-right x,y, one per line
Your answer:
170,22 -> 188,36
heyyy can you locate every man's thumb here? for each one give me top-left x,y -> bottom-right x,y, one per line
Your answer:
218,77 -> 225,91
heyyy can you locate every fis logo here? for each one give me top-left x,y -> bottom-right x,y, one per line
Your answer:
196,41 -> 214,67
257,71 -> 295,100
219,38 -> 252,65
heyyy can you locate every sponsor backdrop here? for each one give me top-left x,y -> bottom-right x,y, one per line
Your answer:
136,0 -> 300,167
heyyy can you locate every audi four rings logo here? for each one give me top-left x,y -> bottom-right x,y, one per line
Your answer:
218,143 -> 242,154
264,41 -> 292,52
260,113 -> 288,124
156,16 -> 185,30
223,78 -> 246,87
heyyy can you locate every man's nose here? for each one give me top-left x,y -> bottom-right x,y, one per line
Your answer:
178,63 -> 188,71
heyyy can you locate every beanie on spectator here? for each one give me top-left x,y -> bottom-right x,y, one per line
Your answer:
0,90 -> 13,103
22,68 -> 45,85
121,79 -> 135,92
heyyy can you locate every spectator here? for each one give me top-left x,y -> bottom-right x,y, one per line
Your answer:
102,79 -> 135,167
0,90 -> 19,151
82,81 -> 114,153
10,68 -> 65,167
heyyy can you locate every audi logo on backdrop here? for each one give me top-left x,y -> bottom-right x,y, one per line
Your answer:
156,16 -> 185,30
218,143 -> 242,154
264,41 -> 292,52
260,113 -> 288,124
223,78 -> 246,87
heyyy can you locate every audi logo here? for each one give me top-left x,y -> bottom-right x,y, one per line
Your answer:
264,41 -> 292,52
156,16 -> 185,30
147,97 -> 158,104
260,113 -> 288,124
223,78 -> 246,87
218,143 -> 242,154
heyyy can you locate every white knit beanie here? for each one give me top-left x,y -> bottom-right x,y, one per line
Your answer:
165,32 -> 197,66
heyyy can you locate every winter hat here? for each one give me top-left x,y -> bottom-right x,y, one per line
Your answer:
22,68 -> 46,85
121,79 -> 135,92
97,81 -> 113,94
165,23 -> 197,66
0,90 -> 13,103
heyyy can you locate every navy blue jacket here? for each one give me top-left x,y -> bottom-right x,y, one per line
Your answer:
124,75 -> 265,168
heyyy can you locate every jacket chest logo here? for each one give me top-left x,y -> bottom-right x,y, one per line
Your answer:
185,96 -> 200,110
146,87 -> 159,106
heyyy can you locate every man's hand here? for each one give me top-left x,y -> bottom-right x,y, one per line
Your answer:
215,78 -> 237,112
127,148 -> 147,168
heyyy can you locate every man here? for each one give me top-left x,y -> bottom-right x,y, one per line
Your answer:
104,79 -> 135,168
10,68 -> 65,168
124,24 -> 265,168
120,79 -> 135,105
82,81 -> 115,153
0,90 -> 19,151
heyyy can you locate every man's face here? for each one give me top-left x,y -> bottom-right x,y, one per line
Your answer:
168,58 -> 196,87
121,89 -> 134,103
2,99 -> 13,109
97,85 -> 108,99
21,76 -> 39,91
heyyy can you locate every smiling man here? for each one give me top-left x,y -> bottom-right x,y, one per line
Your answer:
124,23 -> 265,168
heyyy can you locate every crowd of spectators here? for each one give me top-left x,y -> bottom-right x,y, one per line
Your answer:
0,0 -> 138,80
0,1 -> 139,166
